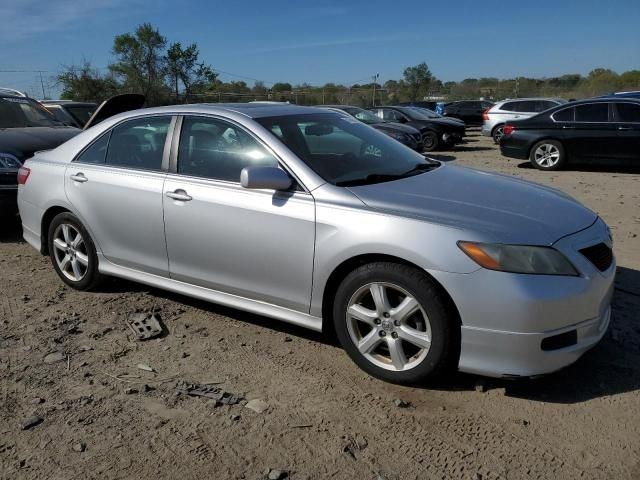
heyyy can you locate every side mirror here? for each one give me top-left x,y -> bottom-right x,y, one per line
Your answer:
240,166 -> 292,191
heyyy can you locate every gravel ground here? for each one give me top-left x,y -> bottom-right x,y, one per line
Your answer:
1,129 -> 639,480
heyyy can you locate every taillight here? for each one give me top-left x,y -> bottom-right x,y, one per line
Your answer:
17,166 -> 31,185
482,108 -> 491,121
503,125 -> 515,135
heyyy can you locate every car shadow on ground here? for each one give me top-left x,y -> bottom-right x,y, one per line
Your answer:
0,216 -> 23,243
453,146 -> 495,152
427,154 -> 457,162
517,161 -> 640,174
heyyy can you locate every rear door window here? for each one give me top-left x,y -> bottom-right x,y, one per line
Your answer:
553,107 -> 575,122
574,103 -> 609,122
105,116 -> 172,170
615,102 -> 640,122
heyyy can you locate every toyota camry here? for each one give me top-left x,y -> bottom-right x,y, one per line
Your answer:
17,103 -> 614,384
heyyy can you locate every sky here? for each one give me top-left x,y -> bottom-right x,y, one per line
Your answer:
1,0 -> 639,98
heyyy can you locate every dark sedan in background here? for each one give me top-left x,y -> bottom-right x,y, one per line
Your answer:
444,100 -> 494,125
320,105 -> 424,151
369,105 -> 465,151
42,100 -> 98,128
500,98 -> 640,170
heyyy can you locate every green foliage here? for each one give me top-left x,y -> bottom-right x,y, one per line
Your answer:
57,61 -> 119,102
402,62 -> 433,101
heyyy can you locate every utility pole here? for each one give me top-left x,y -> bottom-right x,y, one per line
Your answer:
39,71 -> 46,99
372,73 -> 379,107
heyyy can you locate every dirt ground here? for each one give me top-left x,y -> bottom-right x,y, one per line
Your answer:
1,129 -> 639,480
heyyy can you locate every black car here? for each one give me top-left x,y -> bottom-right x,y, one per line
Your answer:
0,93 -> 145,215
396,101 -> 438,110
320,105 -> 424,151
42,100 -> 98,128
0,94 -> 80,215
500,98 -> 640,170
369,106 -> 466,151
444,100 -> 494,125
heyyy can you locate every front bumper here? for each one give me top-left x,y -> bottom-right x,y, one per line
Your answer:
430,218 -> 615,378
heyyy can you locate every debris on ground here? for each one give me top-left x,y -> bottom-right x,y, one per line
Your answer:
244,398 -> 269,414
264,468 -> 288,480
341,434 -> 368,459
21,416 -> 43,430
124,387 -> 138,395
43,352 -> 65,364
474,380 -> 488,393
136,363 -> 155,373
175,381 -> 242,405
127,313 -> 164,340
393,398 -> 410,408
72,441 -> 86,452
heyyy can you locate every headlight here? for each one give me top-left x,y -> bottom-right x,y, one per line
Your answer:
458,241 -> 578,276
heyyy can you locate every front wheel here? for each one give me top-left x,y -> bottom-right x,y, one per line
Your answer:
422,131 -> 439,152
529,140 -> 566,170
48,212 -> 103,290
332,262 -> 458,385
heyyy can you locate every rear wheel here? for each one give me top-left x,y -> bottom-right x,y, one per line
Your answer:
529,140 -> 566,170
492,124 -> 505,144
48,212 -> 103,290
333,262 -> 458,385
422,131 -> 439,152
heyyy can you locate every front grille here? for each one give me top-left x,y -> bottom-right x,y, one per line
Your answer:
579,243 -> 613,272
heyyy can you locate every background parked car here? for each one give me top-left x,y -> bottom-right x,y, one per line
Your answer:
444,100 -> 494,125
0,93 -> 80,215
395,101 -> 438,110
410,106 -> 466,127
482,98 -> 567,143
320,105 -> 424,151
500,98 -> 640,170
369,106 -> 465,151
42,100 -> 98,128
598,90 -> 640,99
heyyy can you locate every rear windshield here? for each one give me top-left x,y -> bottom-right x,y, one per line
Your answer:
0,97 -> 61,128
65,105 -> 96,126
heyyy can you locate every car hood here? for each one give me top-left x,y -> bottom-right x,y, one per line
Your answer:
412,118 -> 465,132
347,164 -> 597,245
0,126 -> 80,161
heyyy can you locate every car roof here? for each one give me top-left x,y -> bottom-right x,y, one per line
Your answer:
496,97 -> 565,103
43,100 -> 97,107
108,103 -> 328,119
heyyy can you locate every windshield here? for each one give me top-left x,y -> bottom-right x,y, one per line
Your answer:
0,97 -> 61,128
345,108 -> 383,125
256,113 -> 439,186
403,107 -> 441,121
410,107 -> 442,119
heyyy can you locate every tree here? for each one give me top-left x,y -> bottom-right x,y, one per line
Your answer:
109,23 -> 167,105
403,62 -> 433,101
166,42 -> 217,102
58,61 -> 119,102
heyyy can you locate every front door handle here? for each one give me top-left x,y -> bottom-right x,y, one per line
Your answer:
562,125 -> 575,129
166,190 -> 192,202
70,173 -> 88,183
617,125 -> 632,131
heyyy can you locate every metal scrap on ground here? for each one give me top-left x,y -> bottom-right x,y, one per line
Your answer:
175,380 -> 242,405
127,313 -> 164,340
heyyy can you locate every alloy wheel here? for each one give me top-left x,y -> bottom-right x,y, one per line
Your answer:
346,282 -> 432,372
493,125 -> 504,143
533,143 -> 561,168
52,223 -> 89,282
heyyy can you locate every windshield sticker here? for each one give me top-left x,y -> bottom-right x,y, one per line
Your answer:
363,145 -> 383,157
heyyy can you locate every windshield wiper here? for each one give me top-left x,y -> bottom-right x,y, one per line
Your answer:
336,173 -> 404,187
399,162 -> 439,177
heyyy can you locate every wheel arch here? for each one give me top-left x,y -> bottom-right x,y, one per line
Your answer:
40,205 -> 72,255
321,253 -> 462,334
491,123 -> 505,136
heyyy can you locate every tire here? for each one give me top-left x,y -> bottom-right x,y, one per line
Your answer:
529,140 -> 566,171
332,262 -> 458,385
48,212 -> 103,290
422,131 -> 439,152
492,124 -> 505,144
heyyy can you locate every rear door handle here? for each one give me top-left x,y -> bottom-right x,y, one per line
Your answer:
166,190 -> 192,202
70,173 -> 88,183
617,125 -> 632,131
562,125 -> 575,129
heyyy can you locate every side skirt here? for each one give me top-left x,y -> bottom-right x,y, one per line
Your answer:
97,254 -> 323,332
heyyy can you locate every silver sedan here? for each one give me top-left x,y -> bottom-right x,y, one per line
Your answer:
17,104 -> 615,384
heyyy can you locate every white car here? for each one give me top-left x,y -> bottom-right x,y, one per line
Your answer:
482,98 -> 567,143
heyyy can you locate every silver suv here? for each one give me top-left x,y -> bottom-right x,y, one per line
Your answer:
482,98 -> 567,143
